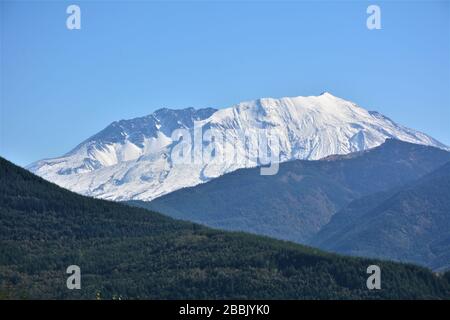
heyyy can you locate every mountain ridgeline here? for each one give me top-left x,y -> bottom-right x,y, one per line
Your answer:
310,161 -> 450,271
1,156 -> 449,299
132,140 -> 450,264
27,93 -> 448,202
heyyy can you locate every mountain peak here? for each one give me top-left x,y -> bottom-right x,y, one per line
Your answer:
28,93 -> 447,201
317,91 -> 343,101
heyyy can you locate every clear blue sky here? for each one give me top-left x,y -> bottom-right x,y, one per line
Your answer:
1,0 -> 449,166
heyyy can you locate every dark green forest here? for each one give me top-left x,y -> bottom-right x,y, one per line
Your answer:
0,157 -> 449,299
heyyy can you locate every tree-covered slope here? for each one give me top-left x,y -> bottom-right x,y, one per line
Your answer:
132,140 -> 450,243
310,162 -> 450,271
0,156 -> 449,299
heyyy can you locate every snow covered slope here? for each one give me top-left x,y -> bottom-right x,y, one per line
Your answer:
27,92 -> 448,201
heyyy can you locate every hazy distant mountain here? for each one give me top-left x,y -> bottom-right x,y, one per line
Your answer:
310,161 -> 450,271
1,156 -> 449,299
132,140 -> 450,243
28,93 -> 447,201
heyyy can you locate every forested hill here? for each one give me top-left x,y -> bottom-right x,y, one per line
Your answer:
311,161 -> 450,271
0,157 -> 449,299
133,139 -> 450,243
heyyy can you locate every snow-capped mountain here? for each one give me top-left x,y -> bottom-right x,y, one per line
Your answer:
27,92 -> 448,201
